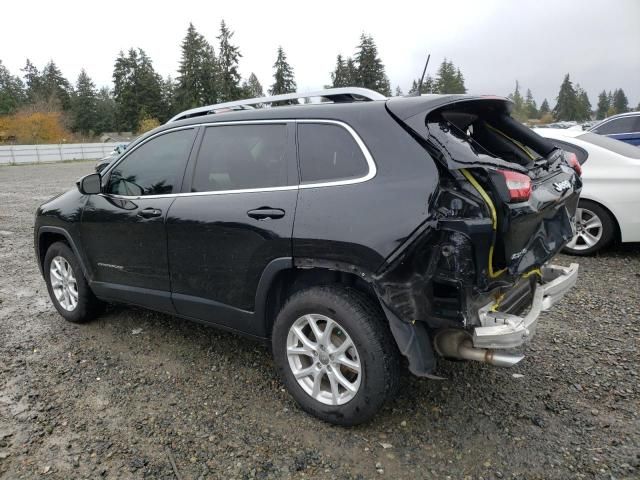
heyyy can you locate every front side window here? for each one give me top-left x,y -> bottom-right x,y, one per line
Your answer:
192,124 -> 289,192
297,123 -> 369,184
107,129 -> 195,196
593,116 -> 638,135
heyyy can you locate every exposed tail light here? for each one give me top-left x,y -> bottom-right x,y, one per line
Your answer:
497,169 -> 531,202
565,152 -> 582,176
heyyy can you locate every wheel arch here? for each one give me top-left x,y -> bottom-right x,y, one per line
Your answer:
578,196 -> 622,243
37,227 -> 90,279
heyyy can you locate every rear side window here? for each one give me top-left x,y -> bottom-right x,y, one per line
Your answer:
593,116 -> 639,135
550,139 -> 589,164
578,132 -> 640,159
297,123 -> 368,184
107,129 -> 195,196
192,124 -> 288,192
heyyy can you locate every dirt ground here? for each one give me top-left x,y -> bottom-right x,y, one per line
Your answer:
0,161 -> 638,480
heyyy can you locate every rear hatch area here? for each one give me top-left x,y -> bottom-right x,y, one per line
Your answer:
379,96 -> 581,328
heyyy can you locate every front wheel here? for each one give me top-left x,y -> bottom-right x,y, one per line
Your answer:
272,286 -> 400,426
564,200 -> 615,256
44,242 -> 102,323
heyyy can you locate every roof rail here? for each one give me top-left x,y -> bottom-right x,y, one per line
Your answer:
167,87 -> 387,123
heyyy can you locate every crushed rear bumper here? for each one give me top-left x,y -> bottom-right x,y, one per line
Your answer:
472,263 -> 579,349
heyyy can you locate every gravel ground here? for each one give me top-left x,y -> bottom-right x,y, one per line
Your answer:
0,161 -> 638,480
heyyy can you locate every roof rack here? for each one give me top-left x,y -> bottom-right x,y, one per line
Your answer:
167,87 -> 387,123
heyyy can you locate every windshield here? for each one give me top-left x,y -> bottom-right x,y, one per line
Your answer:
577,132 -> 640,159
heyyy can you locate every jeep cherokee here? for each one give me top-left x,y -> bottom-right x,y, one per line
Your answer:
34,88 -> 580,425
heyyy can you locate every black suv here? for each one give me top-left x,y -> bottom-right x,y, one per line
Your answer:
35,88 -> 581,425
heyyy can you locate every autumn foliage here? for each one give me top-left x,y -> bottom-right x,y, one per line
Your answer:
0,111 -> 70,143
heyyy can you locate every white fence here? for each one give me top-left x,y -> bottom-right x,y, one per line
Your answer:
0,143 -> 128,165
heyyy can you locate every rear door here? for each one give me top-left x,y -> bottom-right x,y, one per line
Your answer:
81,128 -> 197,311
166,122 -> 297,335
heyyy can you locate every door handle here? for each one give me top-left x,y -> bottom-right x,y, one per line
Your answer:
247,207 -> 285,220
137,207 -> 162,219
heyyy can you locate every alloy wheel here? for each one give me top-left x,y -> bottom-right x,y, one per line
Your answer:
286,313 -> 362,406
567,207 -> 603,251
50,256 -> 79,311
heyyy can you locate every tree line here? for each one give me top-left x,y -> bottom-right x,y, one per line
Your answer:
0,21 -> 637,143
507,74 -> 633,124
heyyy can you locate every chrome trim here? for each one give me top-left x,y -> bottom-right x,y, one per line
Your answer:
100,119 -> 377,200
168,87 -> 387,123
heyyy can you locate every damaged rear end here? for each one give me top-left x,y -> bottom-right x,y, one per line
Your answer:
377,96 -> 581,375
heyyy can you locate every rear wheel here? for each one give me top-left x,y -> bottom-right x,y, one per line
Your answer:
272,286 -> 400,426
564,200 -> 615,255
44,242 -> 102,323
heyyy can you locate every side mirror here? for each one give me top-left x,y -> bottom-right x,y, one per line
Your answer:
77,173 -> 102,195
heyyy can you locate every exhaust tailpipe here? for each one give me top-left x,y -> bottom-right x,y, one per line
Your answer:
434,330 -> 524,368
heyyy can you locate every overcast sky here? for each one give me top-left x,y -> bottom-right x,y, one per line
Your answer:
2,0 -> 639,107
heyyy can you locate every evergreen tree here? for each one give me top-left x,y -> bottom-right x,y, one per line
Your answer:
217,20 -> 242,102
269,46 -> 297,101
22,59 -> 42,104
434,59 -> 466,94
242,73 -> 264,99
612,88 -> 629,114
596,90 -> 610,119
94,87 -> 117,134
553,74 -> 578,121
330,55 -> 351,88
175,23 -> 217,110
160,76 -> 176,121
524,88 -> 538,119
345,58 -> 357,86
574,85 -> 591,121
395,86 -> 403,96
0,60 -> 26,114
508,81 -> 526,121
539,98 -> 551,116
112,48 -> 163,131
353,34 -> 391,96
40,61 -> 72,110
408,75 -> 434,94
71,69 -> 98,135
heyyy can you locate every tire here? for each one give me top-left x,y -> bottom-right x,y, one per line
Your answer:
564,200 -> 616,256
272,285 -> 401,426
44,241 -> 102,323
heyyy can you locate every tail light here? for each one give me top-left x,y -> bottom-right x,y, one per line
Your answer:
565,152 -> 582,176
497,169 -> 531,202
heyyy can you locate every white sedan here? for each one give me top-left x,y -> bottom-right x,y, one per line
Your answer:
535,128 -> 640,255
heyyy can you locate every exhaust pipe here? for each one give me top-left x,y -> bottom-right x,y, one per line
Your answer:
434,330 -> 524,368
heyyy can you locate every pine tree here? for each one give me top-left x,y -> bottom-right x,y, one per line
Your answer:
524,88 -> 538,120
330,55 -> 351,88
269,47 -> 297,103
22,59 -> 42,104
0,60 -> 26,114
574,85 -> 591,121
395,86 -> 403,96
596,90 -> 610,119
345,58 -> 357,86
217,20 -> 242,102
553,74 -> 578,121
612,88 -> 629,114
175,23 -> 217,110
434,59 -> 466,94
94,87 -> 116,134
241,73 -> 264,99
160,76 -> 176,121
71,69 -> 98,135
353,34 -> 391,96
409,75 -> 434,94
539,98 -> 551,116
508,80 -> 526,121
112,48 -> 163,131
41,61 -> 72,110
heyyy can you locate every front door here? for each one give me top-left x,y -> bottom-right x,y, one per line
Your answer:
166,122 -> 297,335
81,127 -> 197,311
